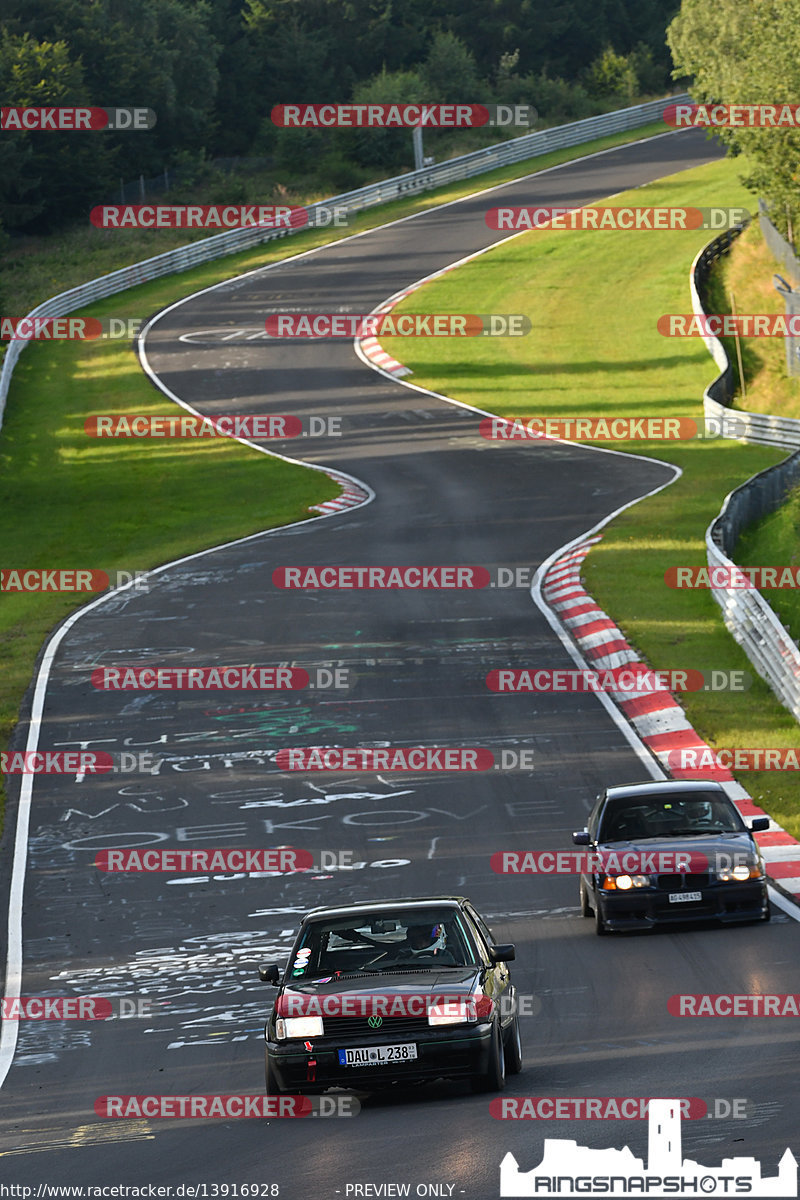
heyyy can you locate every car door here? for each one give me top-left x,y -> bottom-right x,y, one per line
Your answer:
463,904 -> 513,1029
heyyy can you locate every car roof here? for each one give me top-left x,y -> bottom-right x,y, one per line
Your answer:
302,896 -> 470,921
602,780 -> 728,802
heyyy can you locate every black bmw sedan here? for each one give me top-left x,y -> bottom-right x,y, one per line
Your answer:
573,779 -> 771,934
257,896 -> 520,1094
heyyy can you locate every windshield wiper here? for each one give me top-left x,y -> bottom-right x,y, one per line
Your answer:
373,963 -> 469,972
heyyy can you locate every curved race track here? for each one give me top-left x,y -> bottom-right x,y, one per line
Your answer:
2,129 -> 799,1198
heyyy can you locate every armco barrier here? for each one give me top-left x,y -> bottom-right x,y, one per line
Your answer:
706,457 -> 800,723
694,225 -> 800,449
0,93 -> 687,427
692,228 -> 800,719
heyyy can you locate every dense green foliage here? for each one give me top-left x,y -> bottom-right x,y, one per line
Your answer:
668,0 -> 800,236
0,0 -> 678,235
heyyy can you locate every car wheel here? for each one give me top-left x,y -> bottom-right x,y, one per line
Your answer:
580,878 -> 592,917
265,1050 -> 286,1095
471,1020 -> 506,1093
594,898 -> 606,936
503,1011 -> 523,1075
762,902 -> 771,922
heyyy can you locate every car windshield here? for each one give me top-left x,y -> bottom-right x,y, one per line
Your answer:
287,907 -> 479,979
598,793 -> 746,842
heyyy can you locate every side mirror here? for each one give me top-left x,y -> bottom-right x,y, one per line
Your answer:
258,963 -> 281,985
489,943 -> 515,963
572,830 -> 590,845
750,817 -> 770,833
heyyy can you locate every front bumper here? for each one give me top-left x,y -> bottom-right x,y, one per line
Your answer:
596,880 -> 768,930
266,1023 -> 494,1092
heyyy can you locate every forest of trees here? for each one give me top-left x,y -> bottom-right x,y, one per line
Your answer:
1,0 -> 680,235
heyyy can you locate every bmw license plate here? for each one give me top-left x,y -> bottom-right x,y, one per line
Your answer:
669,890 -> 702,903
338,1043 -> 418,1066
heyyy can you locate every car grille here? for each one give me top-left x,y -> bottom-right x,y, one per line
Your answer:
320,1015 -> 432,1040
656,873 -> 710,891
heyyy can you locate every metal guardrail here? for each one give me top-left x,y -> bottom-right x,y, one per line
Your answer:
707,457 -> 800,722
0,92 -> 688,427
693,230 -> 800,718
693,229 -> 800,449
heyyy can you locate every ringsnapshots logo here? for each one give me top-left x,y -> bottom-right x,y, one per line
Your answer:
264,313 -> 529,337
499,1098 -> 797,1197
1,107 -> 156,130
485,207 -> 749,231
271,103 -> 536,128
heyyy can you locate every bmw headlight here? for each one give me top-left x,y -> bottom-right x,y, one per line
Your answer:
717,863 -> 763,882
275,1016 -> 325,1040
602,873 -> 651,890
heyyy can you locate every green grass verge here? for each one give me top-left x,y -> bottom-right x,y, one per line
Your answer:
379,155 -> 800,840
0,117 -> 678,838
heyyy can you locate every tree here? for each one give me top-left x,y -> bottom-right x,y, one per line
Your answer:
668,0 -> 800,236
0,32 -> 116,232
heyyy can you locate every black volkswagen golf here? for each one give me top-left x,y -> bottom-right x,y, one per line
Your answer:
258,896 -> 520,1094
573,780 -> 771,934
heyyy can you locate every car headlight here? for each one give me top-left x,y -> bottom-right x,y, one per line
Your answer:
717,863 -> 763,882
428,995 -> 494,1026
601,873 -> 651,890
275,1016 -> 325,1040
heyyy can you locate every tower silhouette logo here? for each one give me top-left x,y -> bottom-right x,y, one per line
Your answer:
499,1099 -> 797,1197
